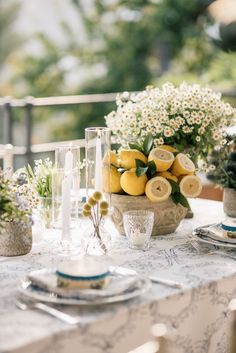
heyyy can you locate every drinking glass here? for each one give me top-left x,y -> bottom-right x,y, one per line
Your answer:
123,210 -> 154,250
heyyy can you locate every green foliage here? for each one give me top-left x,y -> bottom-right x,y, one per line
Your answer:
206,135 -> 236,190
135,158 -> 148,177
135,158 -> 157,178
168,179 -> 189,208
129,134 -> 154,156
172,192 -> 190,209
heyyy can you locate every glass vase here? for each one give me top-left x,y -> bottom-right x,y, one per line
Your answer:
38,197 -> 53,229
82,223 -> 111,256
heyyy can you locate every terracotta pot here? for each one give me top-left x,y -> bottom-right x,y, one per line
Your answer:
111,194 -> 187,236
223,188 -> 236,217
0,221 -> 32,256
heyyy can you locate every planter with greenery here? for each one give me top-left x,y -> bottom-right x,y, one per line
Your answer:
0,171 -> 32,256
207,135 -> 236,217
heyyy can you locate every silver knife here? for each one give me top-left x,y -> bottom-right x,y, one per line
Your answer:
148,276 -> 184,289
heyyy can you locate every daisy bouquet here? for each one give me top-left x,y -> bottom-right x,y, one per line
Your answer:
105,83 -> 235,161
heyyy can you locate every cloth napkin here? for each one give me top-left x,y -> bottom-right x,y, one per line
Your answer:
194,223 -> 236,245
27,269 -> 142,300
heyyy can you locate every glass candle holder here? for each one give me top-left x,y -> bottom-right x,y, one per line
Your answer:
52,145 -> 81,253
123,210 -> 154,250
52,169 -> 80,229
85,127 -> 111,201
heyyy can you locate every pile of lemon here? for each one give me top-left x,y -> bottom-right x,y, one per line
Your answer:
103,145 -> 202,203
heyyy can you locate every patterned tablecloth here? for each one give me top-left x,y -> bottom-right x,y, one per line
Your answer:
1,199 -> 236,353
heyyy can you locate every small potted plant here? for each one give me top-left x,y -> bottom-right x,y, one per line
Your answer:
207,135 -> 236,217
0,170 -> 32,256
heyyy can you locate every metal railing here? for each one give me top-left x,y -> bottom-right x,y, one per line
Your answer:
0,92 -> 119,164
0,89 -> 236,164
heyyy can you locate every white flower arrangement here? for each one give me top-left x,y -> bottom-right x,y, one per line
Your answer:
105,82 -> 235,160
25,158 -> 53,198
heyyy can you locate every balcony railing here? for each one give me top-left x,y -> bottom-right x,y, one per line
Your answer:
0,90 -> 236,164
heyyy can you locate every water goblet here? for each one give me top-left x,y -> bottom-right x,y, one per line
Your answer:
123,210 -> 154,250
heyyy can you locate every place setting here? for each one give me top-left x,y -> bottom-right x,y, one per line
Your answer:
191,218 -> 236,253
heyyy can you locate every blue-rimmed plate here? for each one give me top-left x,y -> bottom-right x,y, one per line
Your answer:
17,266 -> 151,306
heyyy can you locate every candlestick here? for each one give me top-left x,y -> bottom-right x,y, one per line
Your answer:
3,144 -> 13,179
85,127 -> 111,200
64,149 -> 73,171
61,149 -> 74,246
53,146 -> 80,234
95,129 -> 102,192
61,173 -> 72,241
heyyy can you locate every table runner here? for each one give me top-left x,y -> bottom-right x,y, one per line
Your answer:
1,199 -> 236,353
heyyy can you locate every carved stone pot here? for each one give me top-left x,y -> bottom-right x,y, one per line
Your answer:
0,221 -> 32,256
111,194 -> 187,236
223,188 -> 236,217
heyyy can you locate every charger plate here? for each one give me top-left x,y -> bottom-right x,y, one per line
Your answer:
192,223 -> 236,248
18,266 -> 151,306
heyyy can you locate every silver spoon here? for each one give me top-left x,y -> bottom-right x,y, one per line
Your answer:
15,299 -> 80,325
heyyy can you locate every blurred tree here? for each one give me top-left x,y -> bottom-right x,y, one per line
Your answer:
0,0 -> 21,68
5,0 -> 236,142
71,0 -> 217,136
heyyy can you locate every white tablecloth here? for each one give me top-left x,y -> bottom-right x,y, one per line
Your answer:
1,199 -> 236,353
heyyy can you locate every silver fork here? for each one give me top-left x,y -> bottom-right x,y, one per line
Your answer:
15,299 -> 80,325
190,239 -> 236,260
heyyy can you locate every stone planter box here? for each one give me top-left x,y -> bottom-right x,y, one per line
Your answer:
223,188 -> 236,217
111,194 -> 187,236
0,221 -> 32,256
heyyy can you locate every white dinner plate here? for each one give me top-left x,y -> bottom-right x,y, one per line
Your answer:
192,224 -> 236,249
18,266 -> 151,306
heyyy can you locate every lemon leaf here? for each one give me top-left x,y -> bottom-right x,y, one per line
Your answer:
129,143 -> 143,153
146,160 -> 156,178
135,158 -> 147,168
172,193 -> 189,208
136,166 -> 148,177
143,133 -> 154,155
168,179 -> 180,194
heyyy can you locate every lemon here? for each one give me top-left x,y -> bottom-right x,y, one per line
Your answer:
120,168 -> 147,196
145,176 -> 171,202
102,165 -> 123,193
119,149 -> 147,169
171,153 -> 195,177
158,145 -> 178,153
157,171 -> 178,183
103,150 -> 120,167
179,175 -> 202,198
148,148 -> 175,172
